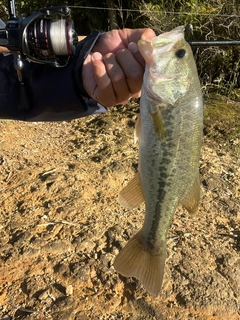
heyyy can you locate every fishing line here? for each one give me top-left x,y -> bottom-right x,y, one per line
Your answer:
68,5 -> 240,18
48,16 -> 77,56
50,18 -> 69,55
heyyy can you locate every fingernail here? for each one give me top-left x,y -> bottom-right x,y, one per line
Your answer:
92,52 -> 102,61
128,42 -> 139,54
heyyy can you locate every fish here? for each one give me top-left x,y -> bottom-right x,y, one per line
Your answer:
114,26 -> 203,296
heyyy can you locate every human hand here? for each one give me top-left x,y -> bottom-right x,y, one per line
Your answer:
82,28 -> 155,107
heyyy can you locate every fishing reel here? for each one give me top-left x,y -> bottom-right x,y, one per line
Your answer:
0,0 -> 78,67
0,0 -> 78,109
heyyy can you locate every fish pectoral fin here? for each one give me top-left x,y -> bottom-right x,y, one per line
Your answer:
181,173 -> 200,215
134,115 -> 141,143
150,105 -> 166,140
118,172 -> 144,209
114,230 -> 166,296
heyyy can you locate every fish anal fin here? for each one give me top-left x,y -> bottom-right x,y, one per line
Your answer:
114,230 -> 166,296
118,173 -> 144,209
150,105 -> 166,140
181,173 -> 200,215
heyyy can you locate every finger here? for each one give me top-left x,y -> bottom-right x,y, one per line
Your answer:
120,28 -> 155,45
116,49 -> 144,95
132,91 -> 142,99
127,28 -> 156,67
140,28 -> 156,41
82,54 -> 95,97
92,53 -> 119,107
128,42 -> 145,68
83,52 -> 117,107
103,53 -> 131,104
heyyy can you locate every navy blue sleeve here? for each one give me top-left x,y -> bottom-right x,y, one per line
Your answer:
0,30 -> 107,121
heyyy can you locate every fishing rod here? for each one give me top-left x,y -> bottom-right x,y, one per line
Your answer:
189,39 -> 240,46
185,24 -> 240,47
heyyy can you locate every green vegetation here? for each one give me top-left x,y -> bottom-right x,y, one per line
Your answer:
204,91 -> 240,154
0,0 -> 240,92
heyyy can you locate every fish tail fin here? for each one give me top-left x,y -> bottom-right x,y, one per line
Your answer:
114,230 -> 166,296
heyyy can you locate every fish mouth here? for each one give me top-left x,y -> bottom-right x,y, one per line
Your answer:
154,26 -> 185,40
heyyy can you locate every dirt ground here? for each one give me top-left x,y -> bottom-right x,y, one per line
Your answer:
0,94 -> 239,320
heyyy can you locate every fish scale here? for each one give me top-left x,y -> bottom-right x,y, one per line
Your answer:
114,26 -> 203,296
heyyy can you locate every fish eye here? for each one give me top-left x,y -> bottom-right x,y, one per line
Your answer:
175,49 -> 186,58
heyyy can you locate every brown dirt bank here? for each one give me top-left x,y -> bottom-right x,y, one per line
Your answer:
0,96 -> 239,319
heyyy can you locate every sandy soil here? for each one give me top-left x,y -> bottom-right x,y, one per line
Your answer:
0,96 -> 239,320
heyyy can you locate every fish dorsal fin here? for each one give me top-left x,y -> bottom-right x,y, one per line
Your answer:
181,172 -> 200,214
118,172 -> 145,209
150,105 -> 166,140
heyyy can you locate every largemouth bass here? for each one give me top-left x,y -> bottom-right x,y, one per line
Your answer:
114,26 -> 203,296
